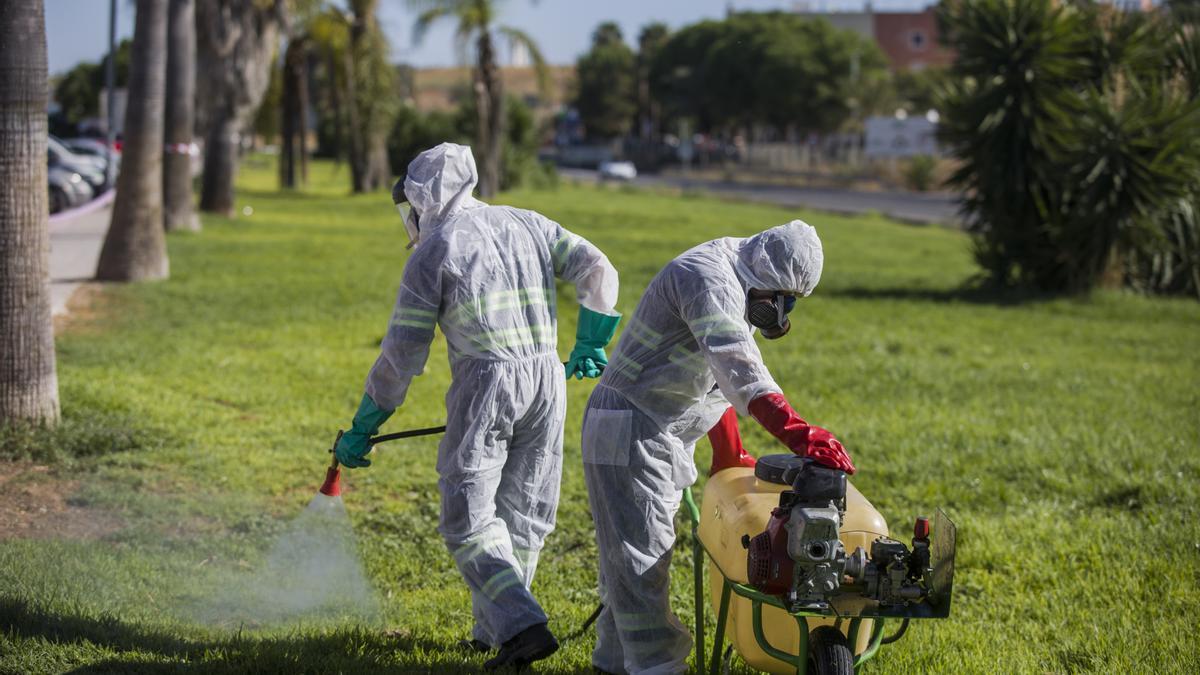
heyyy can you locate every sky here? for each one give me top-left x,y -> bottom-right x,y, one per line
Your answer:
46,0 -> 930,76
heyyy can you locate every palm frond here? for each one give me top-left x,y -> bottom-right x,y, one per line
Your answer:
307,8 -> 350,53
413,5 -> 456,46
498,24 -> 550,95
454,21 -> 476,65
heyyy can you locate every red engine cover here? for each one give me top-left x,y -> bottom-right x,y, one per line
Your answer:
747,507 -> 794,595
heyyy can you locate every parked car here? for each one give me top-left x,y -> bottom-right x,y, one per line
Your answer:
64,137 -> 121,174
48,166 -> 94,214
48,136 -> 108,193
598,160 -> 638,181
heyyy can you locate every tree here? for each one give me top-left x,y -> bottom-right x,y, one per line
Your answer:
0,0 -> 59,423
278,33 -> 310,188
636,22 -> 669,140
163,0 -> 198,231
575,22 -> 637,140
411,0 -> 548,198
282,2 -> 394,193
650,13 -> 885,138
53,40 -> 130,127
196,0 -> 285,216
276,0 -> 325,189
347,0 -> 396,192
54,62 -> 102,125
96,0 -> 170,281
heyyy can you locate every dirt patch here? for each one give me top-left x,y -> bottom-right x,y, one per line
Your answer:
54,283 -> 112,335
0,462 -> 124,540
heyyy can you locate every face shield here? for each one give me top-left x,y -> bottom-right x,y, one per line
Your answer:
396,202 -> 420,249
747,291 -> 798,340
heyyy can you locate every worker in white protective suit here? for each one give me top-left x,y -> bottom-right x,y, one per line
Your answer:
581,221 -> 855,674
334,143 -> 621,670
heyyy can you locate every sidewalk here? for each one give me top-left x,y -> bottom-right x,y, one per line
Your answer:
48,190 -> 113,318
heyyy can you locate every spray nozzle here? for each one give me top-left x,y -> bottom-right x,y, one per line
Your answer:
319,464 -> 342,497
320,430 -> 344,496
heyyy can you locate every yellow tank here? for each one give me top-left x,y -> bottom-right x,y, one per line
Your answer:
696,467 -> 889,673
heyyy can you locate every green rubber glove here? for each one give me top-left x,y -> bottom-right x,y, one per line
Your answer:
335,393 -> 394,468
566,306 -> 621,380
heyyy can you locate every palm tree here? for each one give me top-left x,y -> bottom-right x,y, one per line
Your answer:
636,23 -> 669,141
410,0 -> 548,198
279,0 -> 334,190
96,0 -> 170,281
196,0 -> 285,216
279,32 -> 311,189
163,0 -> 199,231
0,0 -> 60,422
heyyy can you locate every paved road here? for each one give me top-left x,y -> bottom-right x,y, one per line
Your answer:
561,168 -> 962,226
48,191 -> 112,318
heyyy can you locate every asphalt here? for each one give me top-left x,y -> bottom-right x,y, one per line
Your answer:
561,168 -> 963,226
47,190 -> 113,318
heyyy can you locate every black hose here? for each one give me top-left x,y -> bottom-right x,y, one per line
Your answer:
561,603 -> 605,643
369,425 -> 447,445
361,363 -> 574,447
880,617 -> 910,645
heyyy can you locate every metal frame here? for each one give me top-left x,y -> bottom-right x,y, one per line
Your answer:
683,487 -> 888,674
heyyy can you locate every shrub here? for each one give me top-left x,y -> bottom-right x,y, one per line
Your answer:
938,0 -> 1200,296
903,155 -> 939,192
387,95 -> 555,192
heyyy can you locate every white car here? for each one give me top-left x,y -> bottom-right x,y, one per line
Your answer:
598,161 -> 637,181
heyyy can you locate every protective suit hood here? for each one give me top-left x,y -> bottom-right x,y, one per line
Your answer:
403,142 -> 484,234
734,220 -> 824,296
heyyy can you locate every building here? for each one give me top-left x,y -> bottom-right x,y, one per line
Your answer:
794,3 -> 954,71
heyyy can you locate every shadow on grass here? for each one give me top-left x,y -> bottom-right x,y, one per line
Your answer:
825,284 -> 1066,306
1,597 -> 527,674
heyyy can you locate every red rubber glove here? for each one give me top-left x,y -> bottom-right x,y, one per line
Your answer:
707,407 -> 757,476
747,393 -> 856,474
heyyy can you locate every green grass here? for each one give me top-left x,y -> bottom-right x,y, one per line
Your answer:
2,158 -> 1198,673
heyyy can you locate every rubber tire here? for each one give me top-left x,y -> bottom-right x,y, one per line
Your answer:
807,626 -> 854,675
50,186 -> 68,214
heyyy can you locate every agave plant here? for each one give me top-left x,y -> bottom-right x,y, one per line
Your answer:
938,0 -> 1094,290
938,0 -> 1200,296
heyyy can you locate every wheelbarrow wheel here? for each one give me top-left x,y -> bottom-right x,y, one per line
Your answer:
807,627 -> 853,675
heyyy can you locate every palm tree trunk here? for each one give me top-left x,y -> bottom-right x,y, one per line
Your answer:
195,0 -> 284,214
0,0 -> 59,423
342,45 -> 366,193
475,29 -> 503,198
280,37 -> 308,189
365,134 -> 389,189
96,0 -> 170,281
163,0 -> 198,231
199,111 -> 238,216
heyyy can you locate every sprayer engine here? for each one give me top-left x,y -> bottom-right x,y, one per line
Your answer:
744,457 -> 933,612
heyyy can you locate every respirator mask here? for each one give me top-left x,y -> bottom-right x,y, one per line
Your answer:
747,291 -> 796,339
392,179 -> 420,249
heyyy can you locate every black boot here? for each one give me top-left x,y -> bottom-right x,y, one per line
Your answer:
483,623 -> 559,670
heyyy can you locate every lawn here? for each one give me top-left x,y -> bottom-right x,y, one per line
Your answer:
1,158 -> 1198,674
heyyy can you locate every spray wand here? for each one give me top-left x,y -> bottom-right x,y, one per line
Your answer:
320,425 -> 449,496
317,421 -> 606,642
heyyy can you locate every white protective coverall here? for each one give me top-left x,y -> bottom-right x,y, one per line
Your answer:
581,221 -> 824,674
366,143 -> 619,647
